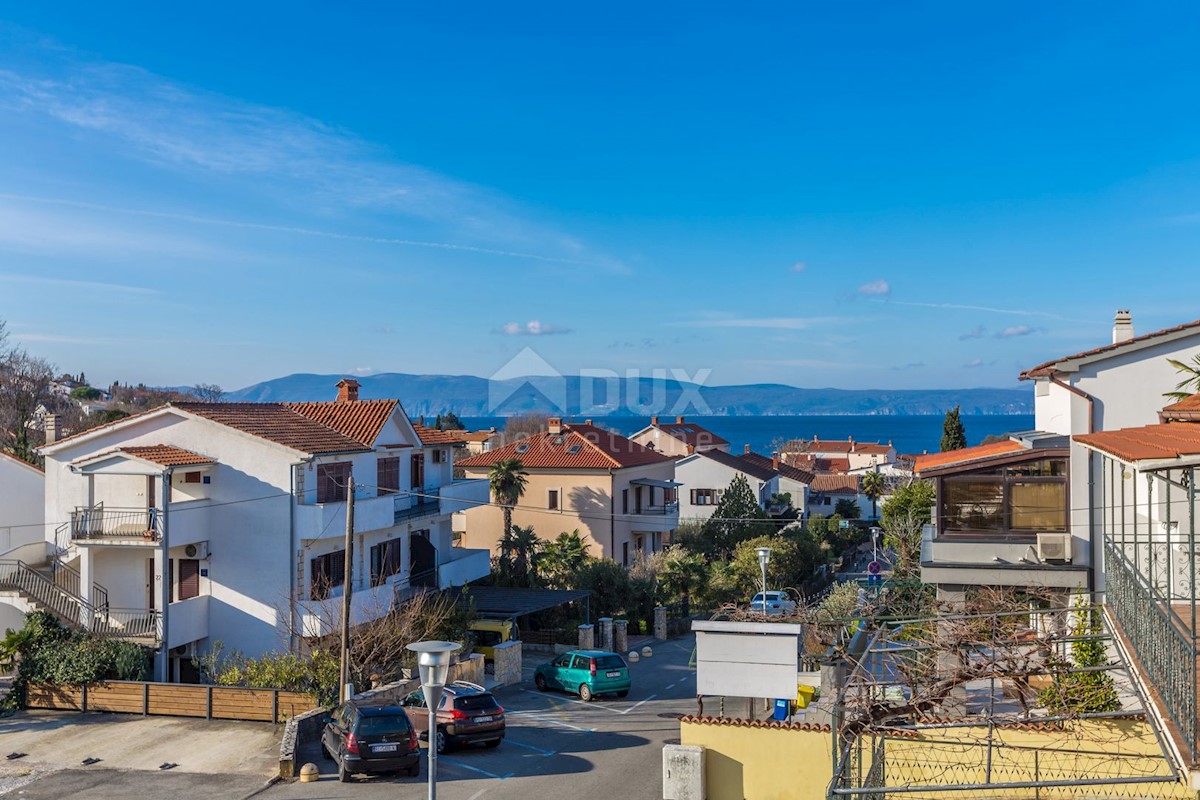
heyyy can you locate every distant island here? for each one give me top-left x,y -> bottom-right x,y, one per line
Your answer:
226,372 -> 1032,416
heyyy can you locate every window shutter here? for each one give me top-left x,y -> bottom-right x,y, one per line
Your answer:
179,559 -> 200,600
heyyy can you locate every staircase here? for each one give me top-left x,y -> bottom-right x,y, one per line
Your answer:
0,559 -> 136,640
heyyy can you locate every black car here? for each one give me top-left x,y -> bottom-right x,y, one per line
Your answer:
401,681 -> 505,753
321,701 -> 420,782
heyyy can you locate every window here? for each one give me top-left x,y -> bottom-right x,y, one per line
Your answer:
310,550 -> 346,600
178,559 -> 200,600
370,538 -> 403,586
548,489 -> 559,510
939,456 -> 1068,535
410,453 -> 425,489
571,655 -> 591,670
432,448 -> 447,464
622,489 -> 629,514
184,471 -> 201,484
690,489 -> 718,506
377,457 -> 400,496
622,541 -> 629,566
664,487 -> 676,505
316,462 -> 351,503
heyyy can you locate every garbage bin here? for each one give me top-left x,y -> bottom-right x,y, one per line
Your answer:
773,698 -> 791,721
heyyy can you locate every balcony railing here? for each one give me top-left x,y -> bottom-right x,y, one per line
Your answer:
394,490 -> 440,524
70,507 -> 161,542
636,502 -> 679,516
90,608 -> 162,642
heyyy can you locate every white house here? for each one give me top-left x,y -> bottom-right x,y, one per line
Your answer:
0,451 -> 46,634
676,449 -> 779,522
629,416 -> 730,457
19,378 -> 490,682
739,449 -> 812,518
917,311 -> 1200,601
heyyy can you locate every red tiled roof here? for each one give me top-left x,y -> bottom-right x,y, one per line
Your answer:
412,425 -> 469,445
1021,319 -> 1200,379
654,421 -> 729,448
41,404 -> 166,450
782,438 -> 892,456
458,423 -> 671,471
74,445 -> 216,467
810,474 -> 860,494
696,449 -> 777,481
1075,423 -> 1200,464
174,402 -> 369,455
283,399 -> 398,447
785,453 -> 850,473
1161,394 -> 1200,423
741,451 -> 815,484
913,441 -> 1026,474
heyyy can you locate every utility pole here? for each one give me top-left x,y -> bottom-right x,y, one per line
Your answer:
339,466 -> 355,701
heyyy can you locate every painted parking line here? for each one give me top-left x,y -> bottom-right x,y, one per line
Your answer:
502,738 -> 557,756
505,711 -> 595,733
439,756 -> 514,780
625,694 -> 658,713
516,688 -> 628,714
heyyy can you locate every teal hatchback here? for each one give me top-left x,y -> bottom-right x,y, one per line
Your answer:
534,650 -> 631,702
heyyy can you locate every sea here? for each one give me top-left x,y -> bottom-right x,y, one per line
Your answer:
459,414 -> 1035,457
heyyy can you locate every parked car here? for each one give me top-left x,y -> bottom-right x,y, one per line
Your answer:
401,680 -> 505,753
534,650 -> 630,701
750,590 -> 797,615
321,701 -> 420,782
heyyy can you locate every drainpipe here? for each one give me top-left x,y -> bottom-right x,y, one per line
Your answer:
289,456 -> 315,655
609,467 -> 616,577
1049,376 -> 1097,593
159,467 -> 172,682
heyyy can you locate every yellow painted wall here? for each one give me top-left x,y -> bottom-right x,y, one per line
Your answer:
681,718 -> 1194,800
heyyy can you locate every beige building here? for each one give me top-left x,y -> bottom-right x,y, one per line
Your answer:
628,416 -> 729,457
457,418 -> 678,564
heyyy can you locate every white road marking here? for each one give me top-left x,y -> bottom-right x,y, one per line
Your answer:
440,756 -> 512,780
506,711 -> 595,733
516,688 -> 626,714
503,738 -> 557,756
625,694 -> 658,713
467,789 -> 490,800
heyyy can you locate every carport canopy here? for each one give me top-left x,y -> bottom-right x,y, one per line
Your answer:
448,586 -> 592,620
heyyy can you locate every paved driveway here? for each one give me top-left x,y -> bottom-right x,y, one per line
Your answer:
263,635 -> 698,800
0,709 -> 281,799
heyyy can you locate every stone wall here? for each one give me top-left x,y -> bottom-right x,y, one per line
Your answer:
492,640 -> 523,686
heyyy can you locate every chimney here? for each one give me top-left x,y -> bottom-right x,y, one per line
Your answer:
676,416 -> 685,424
687,444 -> 695,454
1113,309 -> 1134,344
548,417 -> 563,434
772,452 -> 780,470
45,413 -> 61,444
650,416 -> 659,426
336,378 -> 361,403
744,444 -> 751,454
585,419 -> 593,426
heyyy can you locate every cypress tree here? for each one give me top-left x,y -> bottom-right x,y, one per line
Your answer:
940,405 -> 967,451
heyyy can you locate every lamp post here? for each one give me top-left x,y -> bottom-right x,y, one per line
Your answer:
756,546 -> 771,617
870,526 -> 880,565
407,640 -> 461,800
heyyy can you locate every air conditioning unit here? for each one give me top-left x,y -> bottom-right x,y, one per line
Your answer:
171,643 -> 195,658
184,541 -> 210,560
1037,533 -> 1072,563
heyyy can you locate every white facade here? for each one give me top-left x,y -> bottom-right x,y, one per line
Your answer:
676,451 -> 778,522
0,452 -> 44,555
23,394 -> 490,682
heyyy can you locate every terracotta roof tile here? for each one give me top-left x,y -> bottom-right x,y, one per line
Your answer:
785,453 -> 850,473
810,474 -> 861,493
1075,423 -> 1200,464
782,438 -> 892,456
458,423 -> 671,471
653,420 -> 729,448
412,425 -> 469,445
742,451 -> 816,484
283,399 -> 398,447
1162,393 -> 1200,423
117,445 -> 215,467
174,402 -> 369,455
913,441 -> 1026,474
696,449 -> 777,481
1021,318 -> 1200,379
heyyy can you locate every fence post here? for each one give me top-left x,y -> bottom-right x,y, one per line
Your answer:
81,683 -> 88,713
272,689 -> 280,724
143,682 -> 150,716
206,685 -> 213,719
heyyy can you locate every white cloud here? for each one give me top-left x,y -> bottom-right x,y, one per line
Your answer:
497,320 -> 572,336
996,324 -> 1036,338
959,325 -> 986,340
790,261 -> 807,273
668,316 -> 843,330
888,300 -> 1090,323
0,272 -> 160,295
857,279 -> 891,297
963,358 -> 985,368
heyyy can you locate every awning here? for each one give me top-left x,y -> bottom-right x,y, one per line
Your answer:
629,478 -> 683,488
446,587 -> 591,619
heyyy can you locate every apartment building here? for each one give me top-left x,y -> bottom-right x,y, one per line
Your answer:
629,415 -> 730,457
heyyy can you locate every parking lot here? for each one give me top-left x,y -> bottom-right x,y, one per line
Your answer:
264,635 -> 697,800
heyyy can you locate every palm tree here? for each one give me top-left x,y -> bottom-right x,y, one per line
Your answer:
488,458 -> 528,541
659,547 -> 708,617
1165,354 -> 1200,401
861,470 -> 886,520
539,530 -> 591,588
498,524 -> 542,587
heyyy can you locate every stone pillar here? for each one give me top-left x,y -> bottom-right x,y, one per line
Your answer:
613,619 -> 629,654
492,640 -> 522,686
578,623 -> 594,649
935,585 -> 968,714
654,606 -> 668,640
598,617 -> 614,652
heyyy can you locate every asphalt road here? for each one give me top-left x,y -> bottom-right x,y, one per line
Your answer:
263,635 -> 698,800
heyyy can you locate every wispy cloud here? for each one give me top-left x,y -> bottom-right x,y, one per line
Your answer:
749,358 -> 868,369
857,279 -> 891,297
13,332 -> 126,345
0,57 -> 622,270
496,320 -> 572,336
890,362 -> 926,371
959,325 -> 986,340
996,324 -> 1036,338
963,358 -> 985,368
887,299 -> 1089,323
668,316 -> 843,330
0,272 -> 159,295
790,261 -> 807,273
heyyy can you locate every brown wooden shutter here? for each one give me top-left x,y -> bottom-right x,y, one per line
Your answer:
179,559 -> 200,600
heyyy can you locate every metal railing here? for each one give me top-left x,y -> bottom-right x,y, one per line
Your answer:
394,490 -> 440,523
49,560 -> 110,612
0,559 -> 84,623
89,608 -> 161,640
70,506 -> 161,541
637,502 -> 680,516
1105,539 -> 1199,761
0,560 -> 157,643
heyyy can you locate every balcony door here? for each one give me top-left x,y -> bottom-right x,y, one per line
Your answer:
410,530 -> 436,588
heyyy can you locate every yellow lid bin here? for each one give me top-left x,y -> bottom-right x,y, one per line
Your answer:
795,683 -> 816,709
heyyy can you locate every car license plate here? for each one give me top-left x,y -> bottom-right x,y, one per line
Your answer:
373,743 -> 398,753
474,715 -> 493,723
606,671 -> 621,678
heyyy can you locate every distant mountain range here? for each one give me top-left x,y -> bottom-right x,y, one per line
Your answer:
225,372 -> 1032,416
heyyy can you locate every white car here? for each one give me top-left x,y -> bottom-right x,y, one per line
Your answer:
750,591 -> 797,616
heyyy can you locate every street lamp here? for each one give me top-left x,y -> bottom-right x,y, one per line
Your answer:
870,526 -> 881,565
756,546 -> 771,617
407,640 -> 461,800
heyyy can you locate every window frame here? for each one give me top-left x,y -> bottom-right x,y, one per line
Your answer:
936,455 -> 1069,539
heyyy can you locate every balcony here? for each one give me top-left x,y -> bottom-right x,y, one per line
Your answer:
90,608 -> 162,645
438,547 -> 490,589
166,595 -> 209,649
69,507 -> 161,544
295,491 -> 399,541
394,490 -> 440,524
920,524 -> 1089,588
630,502 -> 679,532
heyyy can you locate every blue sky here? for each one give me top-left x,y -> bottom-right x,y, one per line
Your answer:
1,3 -> 1199,392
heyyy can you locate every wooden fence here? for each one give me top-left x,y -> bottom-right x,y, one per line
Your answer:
26,681 -> 318,723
